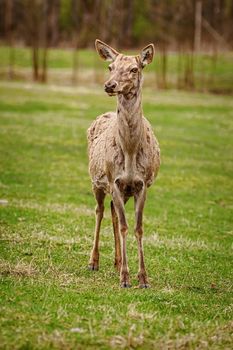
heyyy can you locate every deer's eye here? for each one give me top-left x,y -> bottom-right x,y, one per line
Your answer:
131,67 -> 138,73
108,66 -> 112,71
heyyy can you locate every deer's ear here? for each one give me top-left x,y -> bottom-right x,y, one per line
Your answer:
95,39 -> 119,62
140,44 -> 155,67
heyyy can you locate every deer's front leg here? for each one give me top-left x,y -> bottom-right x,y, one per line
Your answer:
134,182 -> 149,288
88,188 -> 105,271
112,180 -> 131,288
110,201 -> 122,272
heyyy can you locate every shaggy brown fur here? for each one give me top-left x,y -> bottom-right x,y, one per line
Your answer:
87,40 -> 160,288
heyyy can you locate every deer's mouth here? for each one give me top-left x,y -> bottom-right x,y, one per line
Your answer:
107,92 -> 117,96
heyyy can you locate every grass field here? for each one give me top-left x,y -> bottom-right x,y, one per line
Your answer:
0,80 -> 233,349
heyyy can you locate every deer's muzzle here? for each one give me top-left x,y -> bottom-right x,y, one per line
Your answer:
104,80 -> 118,94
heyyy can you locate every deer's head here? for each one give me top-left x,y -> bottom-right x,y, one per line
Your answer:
95,39 -> 155,99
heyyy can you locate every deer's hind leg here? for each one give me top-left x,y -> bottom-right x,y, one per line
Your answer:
88,188 -> 105,271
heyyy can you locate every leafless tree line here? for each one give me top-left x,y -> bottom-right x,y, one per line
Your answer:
1,0 -> 232,89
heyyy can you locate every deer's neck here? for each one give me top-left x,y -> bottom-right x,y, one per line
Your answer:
117,91 -> 143,179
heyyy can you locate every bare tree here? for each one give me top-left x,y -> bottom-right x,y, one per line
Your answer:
71,0 -> 80,85
194,1 -> 202,52
23,0 -> 53,83
23,0 -> 40,81
5,0 -> 15,79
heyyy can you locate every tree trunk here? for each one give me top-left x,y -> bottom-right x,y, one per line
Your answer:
72,47 -> 79,85
41,48 -> 48,83
5,0 -> 14,79
40,0 -> 48,83
71,0 -> 80,85
177,47 -> 183,90
194,1 -> 202,52
161,45 -> 167,89
32,46 -> 39,81
184,50 -> 195,90
50,0 -> 60,46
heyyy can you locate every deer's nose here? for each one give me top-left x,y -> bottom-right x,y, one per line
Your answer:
104,80 -> 117,91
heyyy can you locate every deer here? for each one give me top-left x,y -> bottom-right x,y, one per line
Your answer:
87,39 -> 160,288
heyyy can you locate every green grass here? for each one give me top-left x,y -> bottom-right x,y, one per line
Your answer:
0,46 -> 233,93
0,81 -> 233,349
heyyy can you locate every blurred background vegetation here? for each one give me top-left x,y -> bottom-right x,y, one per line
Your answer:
0,0 -> 233,93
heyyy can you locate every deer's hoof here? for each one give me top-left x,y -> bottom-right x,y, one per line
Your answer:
139,283 -> 150,289
88,263 -> 99,271
121,282 -> 131,288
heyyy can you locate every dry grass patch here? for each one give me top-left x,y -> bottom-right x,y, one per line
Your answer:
12,199 -> 94,216
155,321 -> 233,350
144,233 -> 221,251
0,259 -> 38,278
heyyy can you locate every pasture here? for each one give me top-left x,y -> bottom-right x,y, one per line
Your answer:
0,81 -> 232,349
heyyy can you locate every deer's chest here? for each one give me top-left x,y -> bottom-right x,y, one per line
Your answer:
105,139 -> 150,179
